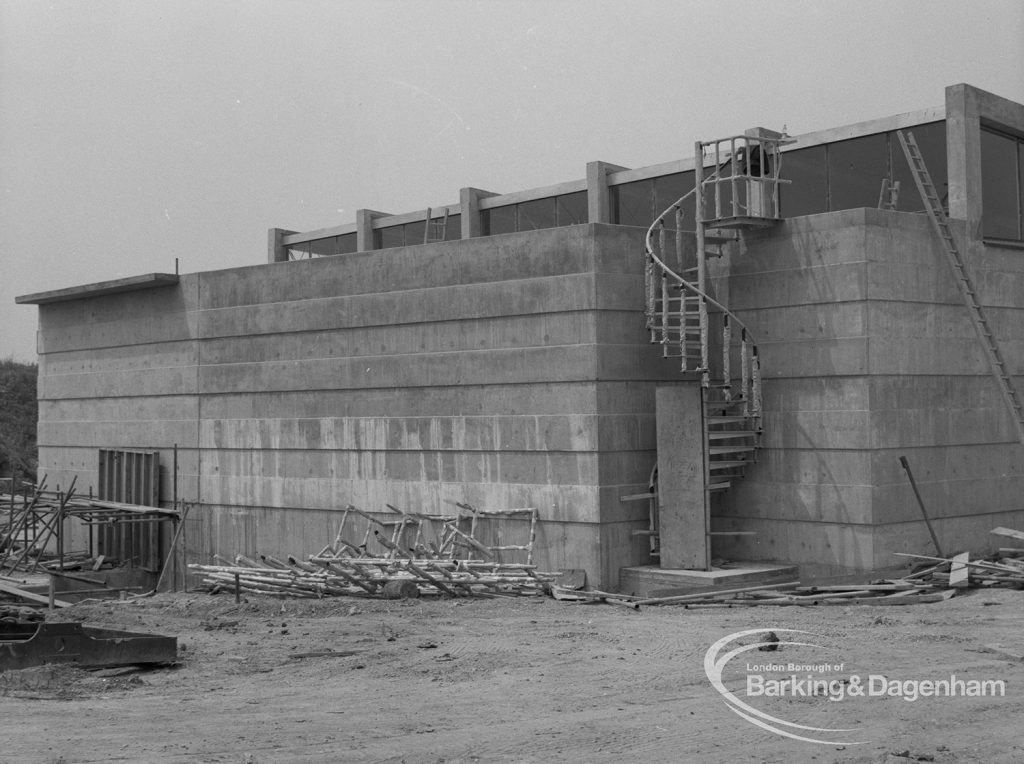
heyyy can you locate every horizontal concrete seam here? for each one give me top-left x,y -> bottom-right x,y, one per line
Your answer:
196,311 -> 597,344
756,336 -> 869,345
196,311 -> 604,342
198,447 -> 597,454
35,395 -> 200,403
871,509 -> 1024,525
38,366 -> 201,380
39,419 -> 198,425
731,300 -> 867,312
199,342 -> 598,369
724,260 -> 870,278
199,378 -> 602,395
718,517 -> 879,527
36,335 -> 197,356
196,272 -> 597,313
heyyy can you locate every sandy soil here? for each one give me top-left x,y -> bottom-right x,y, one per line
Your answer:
1,585 -> 1023,764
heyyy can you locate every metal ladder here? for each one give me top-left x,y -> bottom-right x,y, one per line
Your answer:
898,130 -> 1024,445
423,207 -> 450,244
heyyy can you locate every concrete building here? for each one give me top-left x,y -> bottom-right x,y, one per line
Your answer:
17,83 -> 1024,589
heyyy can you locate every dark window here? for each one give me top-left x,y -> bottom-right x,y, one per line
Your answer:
828,133 -> 889,211
287,244 -> 310,260
442,213 -> 461,240
892,122 -> 947,213
556,191 -> 587,225
779,145 -> 828,217
1019,144 -> 1024,238
517,197 -> 557,231
654,172 -> 696,230
981,127 -> 1022,240
403,220 -> 427,245
375,224 -> 405,249
337,232 -> 357,254
482,205 -> 516,236
611,179 -> 654,226
308,237 -> 337,257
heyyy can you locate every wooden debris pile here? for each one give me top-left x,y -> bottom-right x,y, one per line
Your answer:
1,476 -> 179,574
553,579 -> 957,610
191,502 -> 557,599
192,555 -> 554,599
892,527 -> 1024,589
555,525 -> 1024,610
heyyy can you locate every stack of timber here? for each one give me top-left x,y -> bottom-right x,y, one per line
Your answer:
190,503 -> 554,599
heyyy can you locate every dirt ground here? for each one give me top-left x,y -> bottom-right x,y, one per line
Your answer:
1,583 -> 1023,764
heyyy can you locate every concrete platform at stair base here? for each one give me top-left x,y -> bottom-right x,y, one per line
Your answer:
618,562 -> 800,598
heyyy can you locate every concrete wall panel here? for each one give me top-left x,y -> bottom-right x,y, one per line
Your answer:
199,414 -> 598,452
199,313 -> 595,365
197,345 -> 598,394
196,274 -> 598,338
198,225 -> 599,309
200,383 -> 600,420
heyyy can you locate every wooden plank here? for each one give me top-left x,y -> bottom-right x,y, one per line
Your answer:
894,552 -> 1024,576
991,527 -> 1024,542
949,552 -> 971,588
620,493 -> 656,503
635,581 -> 800,606
795,583 -> 919,593
0,579 -> 73,608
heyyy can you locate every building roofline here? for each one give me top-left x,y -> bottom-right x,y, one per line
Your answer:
15,273 -> 180,305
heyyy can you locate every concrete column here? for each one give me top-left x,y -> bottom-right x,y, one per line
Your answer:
459,188 -> 497,239
587,161 -> 628,224
945,84 -> 979,236
267,228 -> 297,263
945,83 -> 1024,250
356,209 -> 391,252
655,383 -> 708,570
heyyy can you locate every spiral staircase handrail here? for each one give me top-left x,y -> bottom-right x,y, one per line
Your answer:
643,176 -> 759,353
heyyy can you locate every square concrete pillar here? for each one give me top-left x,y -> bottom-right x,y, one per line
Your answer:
587,161 -> 628,224
267,228 -> 297,263
459,187 -> 498,239
655,383 -> 709,570
356,209 -> 391,252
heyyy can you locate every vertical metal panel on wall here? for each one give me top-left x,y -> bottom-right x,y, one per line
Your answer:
97,449 -> 161,570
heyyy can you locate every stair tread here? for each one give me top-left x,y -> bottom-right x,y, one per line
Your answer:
709,460 -> 750,469
709,445 -> 757,455
707,431 -> 757,440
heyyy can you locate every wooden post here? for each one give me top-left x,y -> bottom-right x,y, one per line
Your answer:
172,444 -> 178,590
180,503 -> 188,592
8,466 -> 14,552
899,456 -> 944,557
56,489 -> 64,571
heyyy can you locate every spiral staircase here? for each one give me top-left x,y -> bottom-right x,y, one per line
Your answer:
641,129 -> 790,570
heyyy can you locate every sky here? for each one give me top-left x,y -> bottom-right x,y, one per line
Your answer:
1,0 -> 1023,363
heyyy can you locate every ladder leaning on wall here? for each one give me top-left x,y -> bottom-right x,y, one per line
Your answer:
897,130 -> 1024,445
